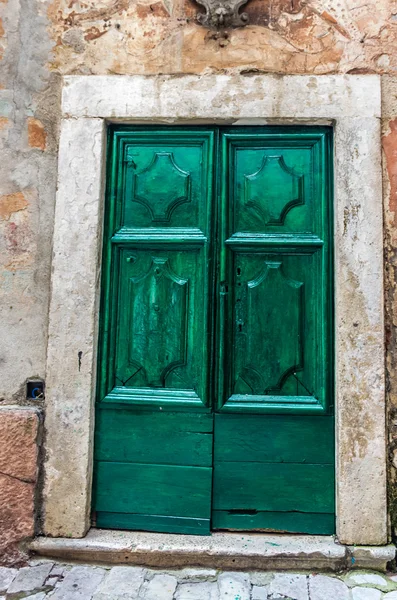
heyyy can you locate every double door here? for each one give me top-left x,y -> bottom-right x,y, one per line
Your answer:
93,126 -> 334,535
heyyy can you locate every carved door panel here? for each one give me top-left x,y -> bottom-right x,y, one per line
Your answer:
93,126 -> 334,536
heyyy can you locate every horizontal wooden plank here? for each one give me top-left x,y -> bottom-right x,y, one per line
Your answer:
96,512 -> 210,535
213,462 -> 335,513
212,510 -> 335,535
95,410 -> 213,466
94,461 -> 212,518
214,414 -> 334,464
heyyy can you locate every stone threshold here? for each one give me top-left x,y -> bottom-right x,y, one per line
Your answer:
29,530 -> 396,573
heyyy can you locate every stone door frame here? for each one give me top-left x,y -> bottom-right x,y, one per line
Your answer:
43,74 -> 386,545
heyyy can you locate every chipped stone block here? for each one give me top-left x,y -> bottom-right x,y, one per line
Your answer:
349,545 -> 396,571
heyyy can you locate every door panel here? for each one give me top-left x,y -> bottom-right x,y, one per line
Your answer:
115,247 -> 207,402
122,135 -> 211,230
214,414 -> 334,464
95,462 -> 212,516
94,129 -> 215,535
95,410 -> 213,466
213,128 -> 334,533
213,462 -> 335,512
227,251 -> 324,411
231,139 -> 320,235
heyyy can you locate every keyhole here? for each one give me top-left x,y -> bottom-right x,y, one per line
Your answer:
237,267 -> 241,276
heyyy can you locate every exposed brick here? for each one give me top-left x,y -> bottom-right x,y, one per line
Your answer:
0,192 -> 28,221
27,118 -> 46,151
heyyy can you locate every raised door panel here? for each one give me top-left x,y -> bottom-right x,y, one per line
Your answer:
227,251 -> 325,412
115,248 -> 208,403
119,132 -> 213,232
229,138 -> 319,236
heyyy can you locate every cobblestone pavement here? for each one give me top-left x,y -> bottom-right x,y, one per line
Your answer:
1,562 -> 397,600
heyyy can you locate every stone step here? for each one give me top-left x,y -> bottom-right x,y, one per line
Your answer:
28,530 -> 396,572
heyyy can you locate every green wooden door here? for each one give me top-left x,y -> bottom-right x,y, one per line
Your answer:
93,126 -> 334,536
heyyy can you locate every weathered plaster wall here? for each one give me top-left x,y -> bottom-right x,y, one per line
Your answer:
1,0 -> 397,561
0,0 -> 59,564
0,0 -> 59,404
48,0 -> 397,76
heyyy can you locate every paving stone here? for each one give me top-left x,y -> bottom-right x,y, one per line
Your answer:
384,593 -> 397,599
7,563 -> 53,595
309,575 -> 349,600
175,582 -> 219,600
142,573 -> 177,600
252,585 -> 269,600
23,594 -> 47,600
250,573 -> 274,586
349,573 -> 389,588
91,566 -> 145,600
175,568 -> 218,582
50,565 -> 106,599
0,566 -> 17,593
50,565 -> 69,577
352,587 -> 383,600
218,572 -> 250,600
268,573 -> 308,600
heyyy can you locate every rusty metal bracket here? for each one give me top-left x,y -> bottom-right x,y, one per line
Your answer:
194,0 -> 250,29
